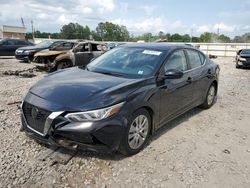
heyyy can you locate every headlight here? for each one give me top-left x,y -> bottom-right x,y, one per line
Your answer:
16,49 -> 24,54
239,57 -> 246,62
24,50 -> 36,54
65,102 -> 124,122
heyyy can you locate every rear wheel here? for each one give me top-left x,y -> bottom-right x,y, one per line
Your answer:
56,60 -> 71,71
200,83 -> 217,109
118,108 -> 151,156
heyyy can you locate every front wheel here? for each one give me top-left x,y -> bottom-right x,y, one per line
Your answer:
236,61 -> 241,69
200,83 -> 217,109
56,60 -> 71,71
118,108 -> 151,156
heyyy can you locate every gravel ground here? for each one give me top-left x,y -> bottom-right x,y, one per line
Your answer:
0,57 -> 250,188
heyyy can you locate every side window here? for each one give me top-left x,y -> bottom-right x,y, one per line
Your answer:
63,42 -> 74,49
164,50 -> 188,72
199,53 -> 205,64
16,40 -> 26,45
186,50 -> 203,69
6,40 -> 16,45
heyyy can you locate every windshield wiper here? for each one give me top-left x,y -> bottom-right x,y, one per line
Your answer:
97,71 -> 124,77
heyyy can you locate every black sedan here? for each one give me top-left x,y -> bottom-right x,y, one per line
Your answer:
21,43 -> 219,156
236,49 -> 250,68
15,40 -> 65,62
0,38 -> 33,56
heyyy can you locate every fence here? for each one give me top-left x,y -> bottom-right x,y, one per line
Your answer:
33,38 -> 250,57
169,42 -> 250,57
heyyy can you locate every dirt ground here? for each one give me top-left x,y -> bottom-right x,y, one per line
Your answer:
0,57 -> 250,188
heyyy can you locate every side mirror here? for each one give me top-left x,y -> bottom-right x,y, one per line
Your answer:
165,69 -> 183,79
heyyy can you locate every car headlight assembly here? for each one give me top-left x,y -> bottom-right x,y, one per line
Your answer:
65,102 -> 124,122
24,50 -> 36,54
239,57 -> 246,62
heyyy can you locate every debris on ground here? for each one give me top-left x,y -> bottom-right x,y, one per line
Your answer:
3,68 -> 36,78
7,101 -> 22,105
209,54 -> 218,59
223,149 -> 231,154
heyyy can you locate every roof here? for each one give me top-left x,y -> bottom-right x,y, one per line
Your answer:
121,43 -> 195,51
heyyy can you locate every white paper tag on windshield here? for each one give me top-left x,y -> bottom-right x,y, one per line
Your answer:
142,50 -> 162,56
138,70 -> 143,74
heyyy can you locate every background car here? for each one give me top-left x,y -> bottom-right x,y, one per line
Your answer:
20,43 -> 219,156
236,49 -> 250,68
15,40 -> 66,62
50,41 -> 107,71
32,41 -> 77,71
0,38 -> 33,56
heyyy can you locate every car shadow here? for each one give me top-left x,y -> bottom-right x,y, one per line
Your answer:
150,107 -> 203,142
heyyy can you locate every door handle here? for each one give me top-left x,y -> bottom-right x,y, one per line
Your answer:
187,77 -> 192,83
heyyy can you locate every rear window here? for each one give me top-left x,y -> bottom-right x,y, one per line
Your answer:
186,50 -> 203,69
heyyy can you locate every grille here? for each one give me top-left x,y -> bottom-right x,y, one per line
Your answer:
22,102 -> 51,134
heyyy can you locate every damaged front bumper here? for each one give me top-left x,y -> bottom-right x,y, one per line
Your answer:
20,101 -> 126,153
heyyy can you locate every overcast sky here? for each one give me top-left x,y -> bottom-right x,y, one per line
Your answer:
0,0 -> 249,37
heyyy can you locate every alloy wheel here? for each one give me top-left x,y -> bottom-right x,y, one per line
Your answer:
128,115 -> 149,150
207,85 -> 216,106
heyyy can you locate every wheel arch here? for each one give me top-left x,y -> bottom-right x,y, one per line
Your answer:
133,106 -> 155,135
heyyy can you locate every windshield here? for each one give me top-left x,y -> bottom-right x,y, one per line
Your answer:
35,40 -> 54,48
87,47 -> 164,78
241,49 -> 250,55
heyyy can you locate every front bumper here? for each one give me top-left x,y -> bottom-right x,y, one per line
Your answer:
15,54 -> 32,61
21,102 -> 126,152
31,62 -> 48,68
238,60 -> 250,67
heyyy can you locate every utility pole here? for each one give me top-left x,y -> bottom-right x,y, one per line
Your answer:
31,20 -> 34,40
21,17 -> 25,27
217,28 -> 220,36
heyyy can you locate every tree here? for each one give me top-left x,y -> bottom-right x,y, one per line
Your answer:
60,23 -> 90,39
218,34 -> 231,43
158,31 -> 165,39
170,33 -> 183,42
95,22 -> 130,41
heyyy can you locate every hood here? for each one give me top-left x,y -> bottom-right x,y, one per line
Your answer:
34,50 -> 66,57
28,67 -> 145,111
18,45 -> 47,51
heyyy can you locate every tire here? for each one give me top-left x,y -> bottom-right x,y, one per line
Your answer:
56,60 -> 71,71
200,83 -> 217,109
235,61 -> 242,69
118,108 -> 151,156
236,61 -> 241,69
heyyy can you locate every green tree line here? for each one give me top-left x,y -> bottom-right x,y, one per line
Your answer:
26,22 -> 250,43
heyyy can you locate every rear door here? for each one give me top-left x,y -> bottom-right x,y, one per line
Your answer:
185,49 -> 208,104
159,49 -> 194,126
91,43 -> 104,59
74,43 -> 93,66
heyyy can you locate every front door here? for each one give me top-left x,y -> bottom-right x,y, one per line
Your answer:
158,49 -> 194,127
